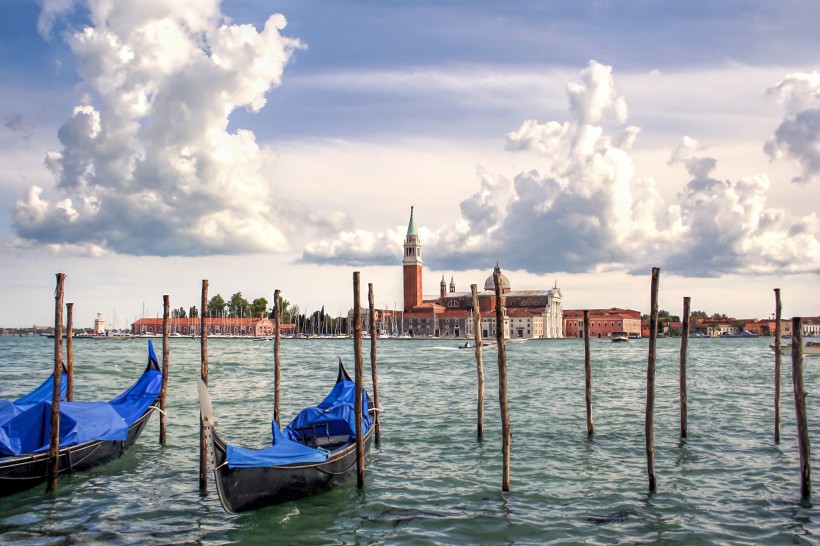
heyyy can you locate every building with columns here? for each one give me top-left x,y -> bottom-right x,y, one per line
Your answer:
391,207 -> 563,339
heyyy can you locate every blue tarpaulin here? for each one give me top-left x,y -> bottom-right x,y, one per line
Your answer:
0,374 -> 68,429
226,426 -> 329,468
225,375 -> 371,469
0,342 -> 162,457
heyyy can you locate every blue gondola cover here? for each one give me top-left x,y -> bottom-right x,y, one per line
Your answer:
0,368 -> 162,457
0,374 -> 68,426
224,377 -> 371,469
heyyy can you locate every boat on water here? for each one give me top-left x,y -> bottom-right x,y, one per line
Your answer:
458,340 -> 496,349
770,341 -> 820,356
198,359 -> 374,513
0,341 -> 163,496
720,330 -> 759,338
611,332 -> 629,343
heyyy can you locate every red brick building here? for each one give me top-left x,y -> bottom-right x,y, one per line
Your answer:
394,208 -> 564,339
131,317 -> 294,337
563,308 -> 641,339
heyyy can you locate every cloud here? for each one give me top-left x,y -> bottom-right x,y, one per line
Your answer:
302,60 -> 820,278
764,71 -> 820,184
301,228 -> 403,266
14,0 -> 309,256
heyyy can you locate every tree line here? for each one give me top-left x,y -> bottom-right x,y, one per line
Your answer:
168,292 -> 347,334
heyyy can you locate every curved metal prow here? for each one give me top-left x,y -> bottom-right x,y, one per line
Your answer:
337,356 -> 352,383
198,378 -> 215,428
197,378 -> 218,474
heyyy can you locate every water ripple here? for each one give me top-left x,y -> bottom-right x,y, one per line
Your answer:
2,336 -> 819,543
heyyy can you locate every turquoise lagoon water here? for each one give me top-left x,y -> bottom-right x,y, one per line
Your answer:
0,335 -> 818,544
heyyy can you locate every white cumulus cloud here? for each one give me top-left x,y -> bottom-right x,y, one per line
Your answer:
15,0 -> 305,256
302,60 -> 820,278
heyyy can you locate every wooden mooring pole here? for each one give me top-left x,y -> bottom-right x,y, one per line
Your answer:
471,284 -> 484,442
774,288 -> 782,445
353,272 -> 365,488
47,273 -> 66,492
66,302 -> 74,402
199,279 -> 209,492
160,294 -> 170,444
494,271 -> 511,492
583,310 -> 593,437
645,267 -> 660,492
792,317 -> 811,500
368,283 -> 381,446
680,296 -> 690,439
273,289 -> 281,427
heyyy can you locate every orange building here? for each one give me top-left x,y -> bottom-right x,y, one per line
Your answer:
131,317 -> 294,337
563,308 -> 641,339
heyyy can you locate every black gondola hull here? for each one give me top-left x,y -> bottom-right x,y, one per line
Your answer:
210,427 -> 373,513
0,404 -> 157,497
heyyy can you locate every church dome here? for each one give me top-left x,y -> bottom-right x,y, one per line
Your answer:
484,263 -> 511,291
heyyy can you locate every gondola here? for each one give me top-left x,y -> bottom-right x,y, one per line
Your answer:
0,341 -> 163,496
198,359 -> 374,513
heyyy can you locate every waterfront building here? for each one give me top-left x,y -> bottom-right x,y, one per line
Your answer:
563,308 -> 642,339
391,207 -> 563,339
94,313 -> 105,334
130,317 -> 294,337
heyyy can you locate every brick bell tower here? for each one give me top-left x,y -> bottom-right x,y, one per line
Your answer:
403,206 -> 423,312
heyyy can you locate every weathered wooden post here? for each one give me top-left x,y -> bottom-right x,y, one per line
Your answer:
583,310 -> 593,437
47,273 -> 66,492
646,267 -> 660,492
680,296 -> 690,439
792,317 -> 811,500
273,289 -> 281,427
199,279 -> 209,492
353,272 -> 365,488
368,283 -> 381,446
494,271 -> 511,492
774,288 -> 782,444
471,284 -> 484,442
160,294 -> 170,444
66,302 -> 74,402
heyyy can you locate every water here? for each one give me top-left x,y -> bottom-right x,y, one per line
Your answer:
1,335 -> 818,544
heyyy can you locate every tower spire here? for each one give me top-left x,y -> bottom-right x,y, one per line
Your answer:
403,207 -> 423,312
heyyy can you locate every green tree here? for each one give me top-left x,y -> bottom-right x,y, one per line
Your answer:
250,297 -> 268,318
228,292 -> 251,318
661,310 -> 680,322
171,307 -> 187,319
278,297 -> 291,323
189,306 -> 199,319
691,310 -> 708,319
207,294 -> 226,317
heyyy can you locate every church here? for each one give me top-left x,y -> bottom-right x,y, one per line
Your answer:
393,207 -> 563,339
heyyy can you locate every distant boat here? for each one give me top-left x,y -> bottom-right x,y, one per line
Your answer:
611,332 -> 629,343
720,331 -> 759,338
458,340 -> 495,349
770,341 -> 820,356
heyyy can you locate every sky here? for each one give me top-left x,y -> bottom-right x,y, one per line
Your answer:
1,0 -> 819,328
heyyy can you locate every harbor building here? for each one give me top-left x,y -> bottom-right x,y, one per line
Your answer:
385,207 -> 564,339
563,308 -> 642,339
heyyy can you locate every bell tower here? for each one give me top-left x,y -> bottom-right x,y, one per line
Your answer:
403,206 -> 423,312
